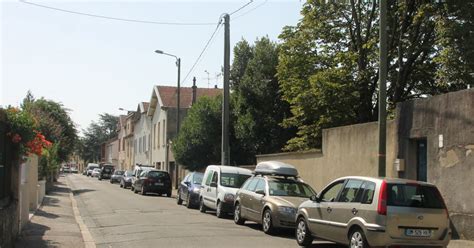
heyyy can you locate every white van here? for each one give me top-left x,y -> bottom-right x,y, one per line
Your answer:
199,165 -> 252,218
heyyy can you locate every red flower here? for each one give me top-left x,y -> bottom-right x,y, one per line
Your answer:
12,133 -> 22,143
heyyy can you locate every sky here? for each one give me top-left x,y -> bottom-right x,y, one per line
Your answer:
1,0 -> 303,134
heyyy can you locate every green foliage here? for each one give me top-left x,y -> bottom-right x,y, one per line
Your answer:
278,0 -> 473,150
232,37 -> 295,158
22,93 -> 78,162
172,96 -> 221,171
4,107 -> 37,156
80,113 -> 119,163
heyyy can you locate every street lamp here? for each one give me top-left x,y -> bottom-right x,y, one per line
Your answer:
155,49 -> 181,189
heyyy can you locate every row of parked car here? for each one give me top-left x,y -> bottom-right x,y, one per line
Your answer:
83,161 -> 452,248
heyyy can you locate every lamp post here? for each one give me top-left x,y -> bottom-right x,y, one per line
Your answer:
155,50 -> 181,189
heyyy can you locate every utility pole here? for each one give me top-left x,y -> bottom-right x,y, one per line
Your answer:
222,13 -> 230,166
378,0 -> 387,177
177,58 -> 181,136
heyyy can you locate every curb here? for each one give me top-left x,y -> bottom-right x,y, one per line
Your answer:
66,179 -> 96,248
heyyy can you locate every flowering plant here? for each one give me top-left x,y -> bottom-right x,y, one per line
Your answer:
4,107 -> 52,158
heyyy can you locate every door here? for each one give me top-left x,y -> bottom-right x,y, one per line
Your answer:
202,170 -> 214,207
240,178 -> 258,220
329,179 -> 364,243
307,180 -> 345,240
204,171 -> 218,209
180,174 -> 190,200
417,139 -> 427,182
249,178 -> 266,221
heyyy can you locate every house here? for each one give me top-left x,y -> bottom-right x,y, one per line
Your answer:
147,80 -> 222,187
103,137 -> 119,166
117,115 -> 127,170
122,112 -> 136,171
133,102 -> 152,167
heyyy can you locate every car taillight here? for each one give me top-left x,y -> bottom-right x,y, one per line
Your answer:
434,188 -> 449,218
377,180 -> 387,216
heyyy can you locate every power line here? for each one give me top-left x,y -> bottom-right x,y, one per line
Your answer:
229,0 -> 254,16
233,0 -> 268,20
181,17 -> 224,85
18,0 -> 216,26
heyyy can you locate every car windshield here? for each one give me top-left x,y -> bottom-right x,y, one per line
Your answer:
93,168 -> 100,172
268,179 -> 315,198
192,173 -> 204,184
220,173 -> 251,188
103,168 -> 112,173
148,171 -> 169,179
115,170 -> 124,175
387,184 -> 445,209
124,171 -> 133,177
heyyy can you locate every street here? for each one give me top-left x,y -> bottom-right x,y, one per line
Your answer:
67,174 -> 342,248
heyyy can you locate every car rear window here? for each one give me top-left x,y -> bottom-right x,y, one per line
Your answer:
387,184 -> 445,209
148,171 -> 170,180
192,173 -> 204,184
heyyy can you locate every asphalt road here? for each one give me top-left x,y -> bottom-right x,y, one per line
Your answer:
67,174 -> 344,248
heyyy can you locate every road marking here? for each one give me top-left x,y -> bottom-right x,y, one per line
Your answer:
67,178 -> 96,248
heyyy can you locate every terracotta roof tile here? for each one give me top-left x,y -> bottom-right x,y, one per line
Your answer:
157,86 -> 222,108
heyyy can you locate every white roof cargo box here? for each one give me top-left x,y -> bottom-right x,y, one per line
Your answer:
254,161 -> 298,177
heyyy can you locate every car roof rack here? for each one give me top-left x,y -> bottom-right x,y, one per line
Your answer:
253,161 -> 299,178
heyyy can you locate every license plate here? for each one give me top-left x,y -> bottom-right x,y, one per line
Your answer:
405,229 -> 431,237
155,182 -> 164,186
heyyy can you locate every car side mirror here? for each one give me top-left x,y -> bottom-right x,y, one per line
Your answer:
310,195 -> 320,202
255,189 -> 265,196
184,181 -> 190,186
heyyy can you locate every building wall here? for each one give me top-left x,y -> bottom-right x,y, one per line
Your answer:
133,113 -> 151,166
257,121 -> 397,191
397,89 -> 474,239
117,121 -> 127,170
124,117 -> 135,171
151,107 -> 166,170
105,139 -> 119,166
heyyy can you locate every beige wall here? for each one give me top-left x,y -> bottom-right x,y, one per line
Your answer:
257,120 -> 397,191
27,155 -> 38,211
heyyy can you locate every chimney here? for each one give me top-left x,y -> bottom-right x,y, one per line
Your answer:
214,85 -> 218,89
192,77 -> 197,105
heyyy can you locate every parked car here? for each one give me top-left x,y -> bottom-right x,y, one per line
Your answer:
177,172 -> 204,208
234,161 -> 316,234
86,163 -> 99,177
91,168 -> 101,178
131,165 -> 154,188
71,167 -> 78,174
110,170 -> 124,184
199,165 -> 252,218
120,170 -> 134,189
295,176 -> 451,248
98,164 -> 114,180
132,169 -> 172,196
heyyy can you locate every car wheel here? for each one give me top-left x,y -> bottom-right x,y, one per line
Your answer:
216,201 -> 225,218
234,203 -> 245,225
296,217 -> 313,247
177,191 -> 183,205
349,228 -> 369,248
185,194 -> 192,209
262,209 -> 275,234
199,198 -> 207,213
120,182 -> 123,188
141,186 -> 147,196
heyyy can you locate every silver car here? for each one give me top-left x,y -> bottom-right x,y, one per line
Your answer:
295,176 -> 451,247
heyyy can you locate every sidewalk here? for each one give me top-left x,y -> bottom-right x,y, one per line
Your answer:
449,239 -> 474,248
15,176 -> 85,248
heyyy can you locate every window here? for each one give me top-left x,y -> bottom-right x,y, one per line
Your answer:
245,178 -> 258,192
338,179 -> 363,202
182,174 -> 190,183
320,180 -> 345,202
254,179 -> 266,193
153,124 -> 156,149
268,179 -> 314,197
192,173 -> 204,184
354,181 -> 376,204
157,122 -> 161,148
220,173 -> 251,188
148,134 -> 151,151
162,120 -> 166,146
211,172 -> 218,184
387,184 -> 445,209
204,170 -> 214,186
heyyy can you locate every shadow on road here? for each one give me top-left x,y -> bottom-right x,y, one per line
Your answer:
71,189 -> 96,196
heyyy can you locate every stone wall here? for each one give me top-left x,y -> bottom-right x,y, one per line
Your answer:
257,120 -> 398,191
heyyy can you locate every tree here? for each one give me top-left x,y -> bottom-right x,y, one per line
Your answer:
172,96 -> 222,171
22,93 -> 78,162
278,0 -> 473,151
232,37 -> 295,160
80,113 -> 119,163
